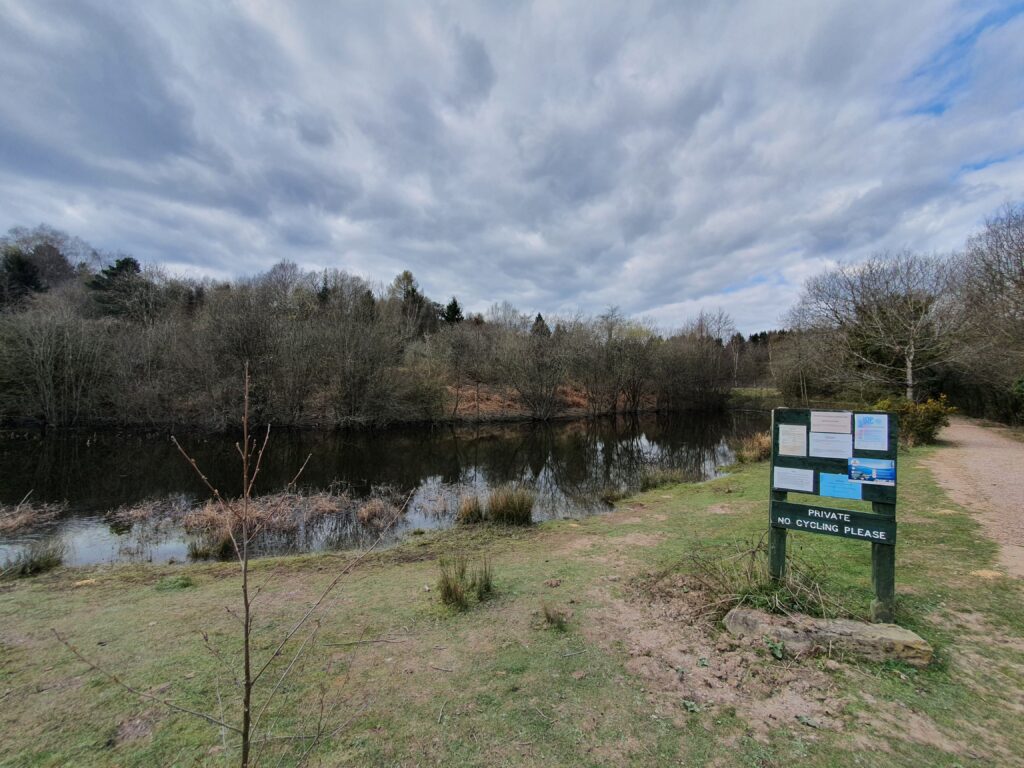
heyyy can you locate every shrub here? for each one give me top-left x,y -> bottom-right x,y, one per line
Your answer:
735,431 -> 772,463
874,395 -> 956,446
486,485 -> 535,525
456,495 -> 485,524
1,537 -> 65,579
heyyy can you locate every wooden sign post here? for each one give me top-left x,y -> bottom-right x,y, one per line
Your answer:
768,408 -> 898,623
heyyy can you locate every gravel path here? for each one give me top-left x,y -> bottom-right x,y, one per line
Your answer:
924,419 -> 1024,577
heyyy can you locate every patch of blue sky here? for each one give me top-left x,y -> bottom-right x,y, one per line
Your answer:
955,148 -> 1024,177
899,2 -> 1024,117
719,273 -> 773,295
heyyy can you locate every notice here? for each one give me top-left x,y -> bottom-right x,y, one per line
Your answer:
848,458 -> 896,486
777,424 -> 807,457
810,411 -> 851,433
819,472 -> 863,500
854,413 -> 889,452
809,431 -> 853,459
773,466 -> 814,493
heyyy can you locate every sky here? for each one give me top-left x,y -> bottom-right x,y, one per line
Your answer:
1,1 -> 1022,333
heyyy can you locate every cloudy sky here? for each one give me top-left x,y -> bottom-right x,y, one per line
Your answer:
1,1 -> 1022,332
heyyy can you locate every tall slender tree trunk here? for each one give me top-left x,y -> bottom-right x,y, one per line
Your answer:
905,346 -> 915,402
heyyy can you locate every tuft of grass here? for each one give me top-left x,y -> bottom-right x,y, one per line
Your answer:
187,534 -> 235,561
438,556 -> 469,610
598,485 -> 627,505
679,538 -> 853,620
456,495 -> 485,525
486,485 -> 535,525
438,555 -> 495,609
638,467 -> 693,492
1,537 -> 66,579
734,431 -> 772,463
155,574 -> 195,591
541,602 -> 569,631
472,558 -> 494,601
357,498 -> 398,527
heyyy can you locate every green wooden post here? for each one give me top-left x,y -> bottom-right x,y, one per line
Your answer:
769,490 -> 787,581
871,542 -> 896,623
871,500 -> 896,622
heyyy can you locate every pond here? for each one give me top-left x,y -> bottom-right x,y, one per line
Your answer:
0,410 -> 769,567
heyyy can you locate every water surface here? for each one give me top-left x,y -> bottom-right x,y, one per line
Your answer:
0,411 -> 768,566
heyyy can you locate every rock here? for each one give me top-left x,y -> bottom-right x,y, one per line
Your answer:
722,607 -> 933,668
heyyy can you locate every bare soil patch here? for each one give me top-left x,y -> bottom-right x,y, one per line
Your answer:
583,573 -> 846,740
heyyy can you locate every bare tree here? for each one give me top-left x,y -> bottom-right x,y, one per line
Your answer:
55,367 -> 405,766
791,251 -> 966,401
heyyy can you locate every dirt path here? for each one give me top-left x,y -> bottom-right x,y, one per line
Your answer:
924,418 -> 1024,577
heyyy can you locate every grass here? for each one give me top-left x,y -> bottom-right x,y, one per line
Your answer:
733,430 -> 772,463
0,443 -> 1022,766
638,466 -> 694,491
455,495 -> 485,524
438,556 -> 495,609
484,484 -> 535,525
1,537 -> 66,579
541,601 -> 569,631
437,556 -> 469,609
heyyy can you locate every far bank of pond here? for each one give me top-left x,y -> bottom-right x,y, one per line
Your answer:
0,410 -> 768,566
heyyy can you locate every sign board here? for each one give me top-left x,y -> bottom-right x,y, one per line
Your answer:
768,407 -> 899,622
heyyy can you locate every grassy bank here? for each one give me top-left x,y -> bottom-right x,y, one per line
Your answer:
1,448 -> 1022,766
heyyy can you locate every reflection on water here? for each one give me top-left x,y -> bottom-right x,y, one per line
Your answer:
0,411 -> 768,566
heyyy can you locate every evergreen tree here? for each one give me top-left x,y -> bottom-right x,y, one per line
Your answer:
442,296 -> 464,324
0,248 -> 45,308
530,313 -> 551,338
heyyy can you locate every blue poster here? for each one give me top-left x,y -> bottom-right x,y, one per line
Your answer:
848,458 -> 896,486
820,472 -> 863,500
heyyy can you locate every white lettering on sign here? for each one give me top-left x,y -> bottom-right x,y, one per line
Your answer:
805,507 -> 851,523
796,519 -> 839,533
842,526 -> 888,541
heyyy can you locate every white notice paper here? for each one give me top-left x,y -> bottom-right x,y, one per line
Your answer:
773,466 -> 814,493
777,424 -> 807,457
810,411 -> 852,433
854,413 -> 889,451
809,431 -> 853,459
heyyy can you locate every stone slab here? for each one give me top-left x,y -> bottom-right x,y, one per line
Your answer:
723,606 -> 933,667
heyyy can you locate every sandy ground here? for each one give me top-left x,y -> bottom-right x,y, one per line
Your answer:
924,418 -> 1024,577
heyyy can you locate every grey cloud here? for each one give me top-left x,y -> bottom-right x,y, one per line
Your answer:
449,30 -> 495,108
0,1 -> 1021,333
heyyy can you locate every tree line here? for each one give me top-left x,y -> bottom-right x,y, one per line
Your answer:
0,227 -> 753,429
772,203 -> 1024,422
2,201 -> 1020,429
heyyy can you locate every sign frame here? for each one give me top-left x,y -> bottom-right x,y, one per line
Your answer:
768,407 -> 899,622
